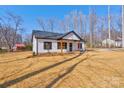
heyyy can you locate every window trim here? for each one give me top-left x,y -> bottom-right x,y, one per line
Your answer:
57,42 -> 67,49
78,43 -> 82,49
44,42 -> 52,50
80,43 -> 82,49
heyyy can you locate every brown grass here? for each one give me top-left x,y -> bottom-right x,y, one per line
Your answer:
0,50 -> 124,88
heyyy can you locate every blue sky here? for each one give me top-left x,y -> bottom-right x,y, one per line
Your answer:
0,5 -> 122,34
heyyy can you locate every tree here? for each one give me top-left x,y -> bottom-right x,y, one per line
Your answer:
0,12 -> 23,51
37,17 -> 46,31
37,17 -> 56,32
64,15 -> 70,32
59,15 -> 70,33
79,11 -> 83,38
108,6 -> 111,48
122,5 -> 124,48
89,6 -> 97,48
48,18 -> 55,32
72,10 -> 79,33
23,34 -> 32,45
98,16 -> 106,42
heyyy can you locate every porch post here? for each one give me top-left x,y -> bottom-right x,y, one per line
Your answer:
68,40 -> 69,52
61,39 -> 63,54
36,38 -> 38,55
79,41 -> 81,54
78,41 -> 80,50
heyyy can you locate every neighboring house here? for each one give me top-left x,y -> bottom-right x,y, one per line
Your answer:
13,43 -> 26,51
32,30 -> 85,55
102,39 -> 115,47
102,38 -> 122,48
115,39 -> 122,48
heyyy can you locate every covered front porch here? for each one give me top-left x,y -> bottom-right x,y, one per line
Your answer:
57,39 -> 85,54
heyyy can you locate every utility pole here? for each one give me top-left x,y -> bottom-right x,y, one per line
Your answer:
89,6 -> 93,48
122,5 -> 124,48
108,5 -> 111,48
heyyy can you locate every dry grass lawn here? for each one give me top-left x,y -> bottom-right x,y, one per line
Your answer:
0,49 -> 124,88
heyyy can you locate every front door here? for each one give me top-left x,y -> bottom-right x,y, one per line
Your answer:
69,43 -> 73,51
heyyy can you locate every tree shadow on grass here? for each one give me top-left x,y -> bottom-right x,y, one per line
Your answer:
45,55 -> 92,88
91,59 -> 123,77
87,65 -> 119,87
0,63 -> 33,80
0,52 -> 85,88
0,57 -> 30,64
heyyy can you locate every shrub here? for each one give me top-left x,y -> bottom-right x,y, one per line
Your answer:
0,48 -> 8,53
25,45 -> 32,51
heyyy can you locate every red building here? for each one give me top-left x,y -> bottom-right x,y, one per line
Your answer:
13,43 -> 26,51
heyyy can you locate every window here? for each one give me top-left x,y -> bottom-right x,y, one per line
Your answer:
57,42 -> 61,49
78,43 -> 82,49
80,43 -> 82,49
57,42 -> 67,49
44,42 -> 52,50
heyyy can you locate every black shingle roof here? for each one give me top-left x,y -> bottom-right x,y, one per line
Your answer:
32,30 -> 64,39
32,30 -> 84,41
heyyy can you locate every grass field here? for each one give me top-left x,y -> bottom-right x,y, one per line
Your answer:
0,49 -> 124,88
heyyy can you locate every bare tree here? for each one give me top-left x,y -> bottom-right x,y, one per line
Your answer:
79,11 -> 83,37
37,17 -> 58,32
24,34 -> 32,45
122,5 -> 124,48
64,15 -> 70,32
69,10 -> 79,33
108,6 -> 111,48
37,18 -> 46,31
0,23 -> 2,41
89,6 -> 97,48
98,17 -> 105,41
59,15 -> 70,33
7,12 -> 23,47
83,15 -> 87,41
78,11 -> 87,40
59,20 -> 66,33
0,12 -> 23,51
48,18 -> 56,32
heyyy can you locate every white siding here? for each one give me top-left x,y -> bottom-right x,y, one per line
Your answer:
102,39 -> 115,47
81,42 -> 85,50
63,33 -> 80,40
115,41 -> 122,47
38,39 -> 56,53
37,39 -> 68,53
72,42 -> 78,50
33,35 -> 85,54
33,35 -> 37,54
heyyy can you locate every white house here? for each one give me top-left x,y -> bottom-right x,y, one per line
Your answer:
102,38 -> 122,48
32,30 -> 85,55
102,39 -> 115,47
115,39 -> 122,48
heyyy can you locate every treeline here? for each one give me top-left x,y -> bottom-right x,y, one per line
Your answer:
37,7 -> 122,48
0,6 -> 122,52
0,12 -> 33,52
0,12 -> 23,51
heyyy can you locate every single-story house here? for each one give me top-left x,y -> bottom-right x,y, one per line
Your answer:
102,38 -> 122,48
32,30 -> 85,55
102,38 -> 115,47
115,39 -> 122,48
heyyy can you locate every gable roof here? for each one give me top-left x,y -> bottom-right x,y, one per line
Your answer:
59,31 -> 83,41
115,39 -> 122,41
32,30 -> 64,39
32,30 -> 84,41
